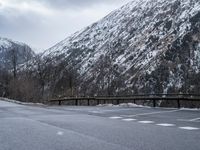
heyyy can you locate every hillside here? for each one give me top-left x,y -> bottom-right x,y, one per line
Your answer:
43,0 -> 200,96
0,37 -> 35,70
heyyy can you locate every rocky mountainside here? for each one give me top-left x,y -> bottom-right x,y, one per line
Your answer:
0,37 -> 35,69
43,0 -> 200,96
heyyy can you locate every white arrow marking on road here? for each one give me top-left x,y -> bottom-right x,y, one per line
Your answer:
57,131 -> 64,135
179,127 -> 199,130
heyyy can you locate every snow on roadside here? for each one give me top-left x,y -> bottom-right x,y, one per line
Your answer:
97,103 -> 150,108
97,103 -> 200,110
98,104 -> 115,107
180,108 -> 200,111
0,97 -> 45,106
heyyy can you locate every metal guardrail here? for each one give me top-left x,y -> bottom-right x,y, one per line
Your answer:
48,94 -> 200,108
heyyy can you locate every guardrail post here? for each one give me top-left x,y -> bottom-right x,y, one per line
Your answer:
153,100 -> 156,107
75,100 -> 78,106
97,99 -> 100,105
116,100 -> 120,105
177,100 -> 181,108
48,94 -> 200,107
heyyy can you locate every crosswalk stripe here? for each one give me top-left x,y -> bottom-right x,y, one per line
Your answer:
179,127 -> 199,130
109,116 -> 123,119
108,117 -> 200,131
122,118 -> 137,121
157,123 -> 175,127
138,121 -> 154,124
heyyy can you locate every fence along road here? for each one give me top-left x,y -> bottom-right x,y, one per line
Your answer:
49,93 -> 200,108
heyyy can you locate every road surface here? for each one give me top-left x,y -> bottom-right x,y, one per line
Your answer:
0,100 -> 200,150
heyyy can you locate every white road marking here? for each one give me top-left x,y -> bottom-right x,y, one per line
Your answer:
122,118 -> 137,121
189,118 -> 200,121
122,110 -> 179,117
57,131 -> 64,136
138,121 -> 154,124
109,116 -> 123,119
178,118 -> 200,122
156,123 -> 175,127
179,127 -> 199,130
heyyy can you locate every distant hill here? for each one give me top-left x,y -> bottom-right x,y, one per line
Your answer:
0,37 -> 35,70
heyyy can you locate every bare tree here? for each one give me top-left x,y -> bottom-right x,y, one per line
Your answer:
7,47 -> 18,78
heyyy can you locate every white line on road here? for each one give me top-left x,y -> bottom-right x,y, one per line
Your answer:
189,118 -> 200,121
138,121 -> 154,124
179,127 -> 199,130
156,123 -> 175,127
121,110 -> 180,117
178,118 -> 200,122
122,118 -> 137,121
109,116 -> 123,119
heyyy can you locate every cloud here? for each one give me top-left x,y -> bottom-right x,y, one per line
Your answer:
0,0 -> 53,16
0,0 -> 131,52
39,0 -> 127,10
0,0 -> 128,11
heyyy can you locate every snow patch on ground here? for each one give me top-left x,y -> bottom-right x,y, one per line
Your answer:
180,108 -> 200,111
97,103 -> 149,108
0,97 -> 45,106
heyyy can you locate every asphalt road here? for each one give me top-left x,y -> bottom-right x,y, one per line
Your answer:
0,100 -> 200,150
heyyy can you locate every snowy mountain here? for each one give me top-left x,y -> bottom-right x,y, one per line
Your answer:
0,37 -> 35,69
43,0 -> 200,95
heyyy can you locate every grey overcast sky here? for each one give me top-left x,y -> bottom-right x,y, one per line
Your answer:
0,0 -> 131,52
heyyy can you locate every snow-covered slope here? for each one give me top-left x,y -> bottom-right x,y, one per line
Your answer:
43,0 -> 200,95
0,37 -> 35,69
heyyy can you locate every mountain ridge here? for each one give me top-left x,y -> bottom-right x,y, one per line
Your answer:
41,0 -> 200,95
